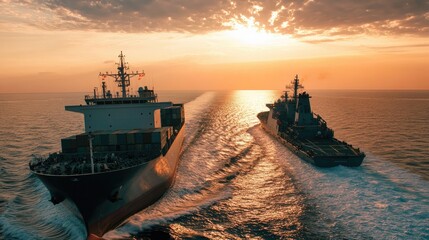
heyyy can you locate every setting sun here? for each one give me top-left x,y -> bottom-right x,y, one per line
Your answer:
224,17 -> 276,45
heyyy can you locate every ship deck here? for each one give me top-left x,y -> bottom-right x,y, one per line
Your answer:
292,138 -> 361,157
30,151 -> 160,176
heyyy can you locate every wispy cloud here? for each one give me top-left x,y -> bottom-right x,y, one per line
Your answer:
1,0 -> 428,38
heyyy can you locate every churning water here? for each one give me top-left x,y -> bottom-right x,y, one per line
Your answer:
1,90 -> 428,239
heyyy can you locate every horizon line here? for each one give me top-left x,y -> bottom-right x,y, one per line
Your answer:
1,89 -> 429,94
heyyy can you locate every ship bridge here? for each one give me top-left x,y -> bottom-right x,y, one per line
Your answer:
84,87 -> 157,105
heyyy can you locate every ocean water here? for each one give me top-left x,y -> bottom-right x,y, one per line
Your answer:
0,90 -> 428,239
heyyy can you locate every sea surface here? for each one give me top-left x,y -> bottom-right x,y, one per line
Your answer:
0,90 -> 428,239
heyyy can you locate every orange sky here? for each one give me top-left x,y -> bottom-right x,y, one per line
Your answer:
0,1 -> 428,92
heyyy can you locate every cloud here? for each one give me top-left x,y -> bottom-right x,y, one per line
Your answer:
362,43 -> 429,53
2,0 -> 428,38
288,0 -> 429,36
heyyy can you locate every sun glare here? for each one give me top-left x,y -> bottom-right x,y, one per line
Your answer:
225,17 -> 275,45
231,26 -> 272,45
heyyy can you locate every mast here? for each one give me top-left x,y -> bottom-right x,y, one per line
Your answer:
285,74 -> 303,102
292,74 -> 303,102
102,82 -> 106,98
118,52 -> 127,98
100,51 -> 143,98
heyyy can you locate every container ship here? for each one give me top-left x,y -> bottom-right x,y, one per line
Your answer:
29,52 -> 185,238
257,75 -> 365,167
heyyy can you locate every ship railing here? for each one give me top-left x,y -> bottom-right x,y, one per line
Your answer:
85,93 -> 157,102
29,151 -> 161,175
332,138 -> 364,155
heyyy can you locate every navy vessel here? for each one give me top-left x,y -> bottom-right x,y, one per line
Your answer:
29,52 -> 185,238
257,75 -> 365,167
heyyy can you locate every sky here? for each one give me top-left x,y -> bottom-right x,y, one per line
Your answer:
0,0 -> 428,92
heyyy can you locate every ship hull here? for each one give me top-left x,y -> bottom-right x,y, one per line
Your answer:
258,117 -> 364,167
34,125 -> 185,238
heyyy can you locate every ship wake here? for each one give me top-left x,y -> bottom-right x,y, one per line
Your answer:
105,91 -> 285,239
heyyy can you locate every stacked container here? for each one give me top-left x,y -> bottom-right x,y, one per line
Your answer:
61,127 -> 173,155
161,104 -> 184,130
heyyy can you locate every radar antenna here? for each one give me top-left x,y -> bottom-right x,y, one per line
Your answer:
287,74 -> 303,102
99,51 -> 144,98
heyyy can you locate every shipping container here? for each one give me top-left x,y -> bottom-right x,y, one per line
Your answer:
142,132 -> 151,143
94,146 -> 109,152
161,106 -> 182,127
109,134 -> 117,145
108,145 -> 117,151
117,134 -> 127,145
150,143 -> 161,152
135,133 -> 144,144
93,135 -> 102,146
151,130 -> 161,143
135,144 -> 144,151
76,134 -> 89,147
100,134 -> 109,145
127,134 -> 135,144
60,126 -> 175,155
77,146 -> 89,153
61,136 -> 77,152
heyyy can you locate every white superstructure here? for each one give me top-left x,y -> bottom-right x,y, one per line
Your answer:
66,102 -> 173,132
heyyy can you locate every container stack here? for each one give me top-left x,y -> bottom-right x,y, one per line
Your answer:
61,136 -> 78,153
61,127 -> 173,155
161,104 -> 184,130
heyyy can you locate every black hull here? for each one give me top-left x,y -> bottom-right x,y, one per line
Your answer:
258,120 -> 364,168
33,125 -> 185,238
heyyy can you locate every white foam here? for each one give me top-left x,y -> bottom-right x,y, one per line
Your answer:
181,91 -> 215,149
104,187 -> 231,239
0,174 -> 86,239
